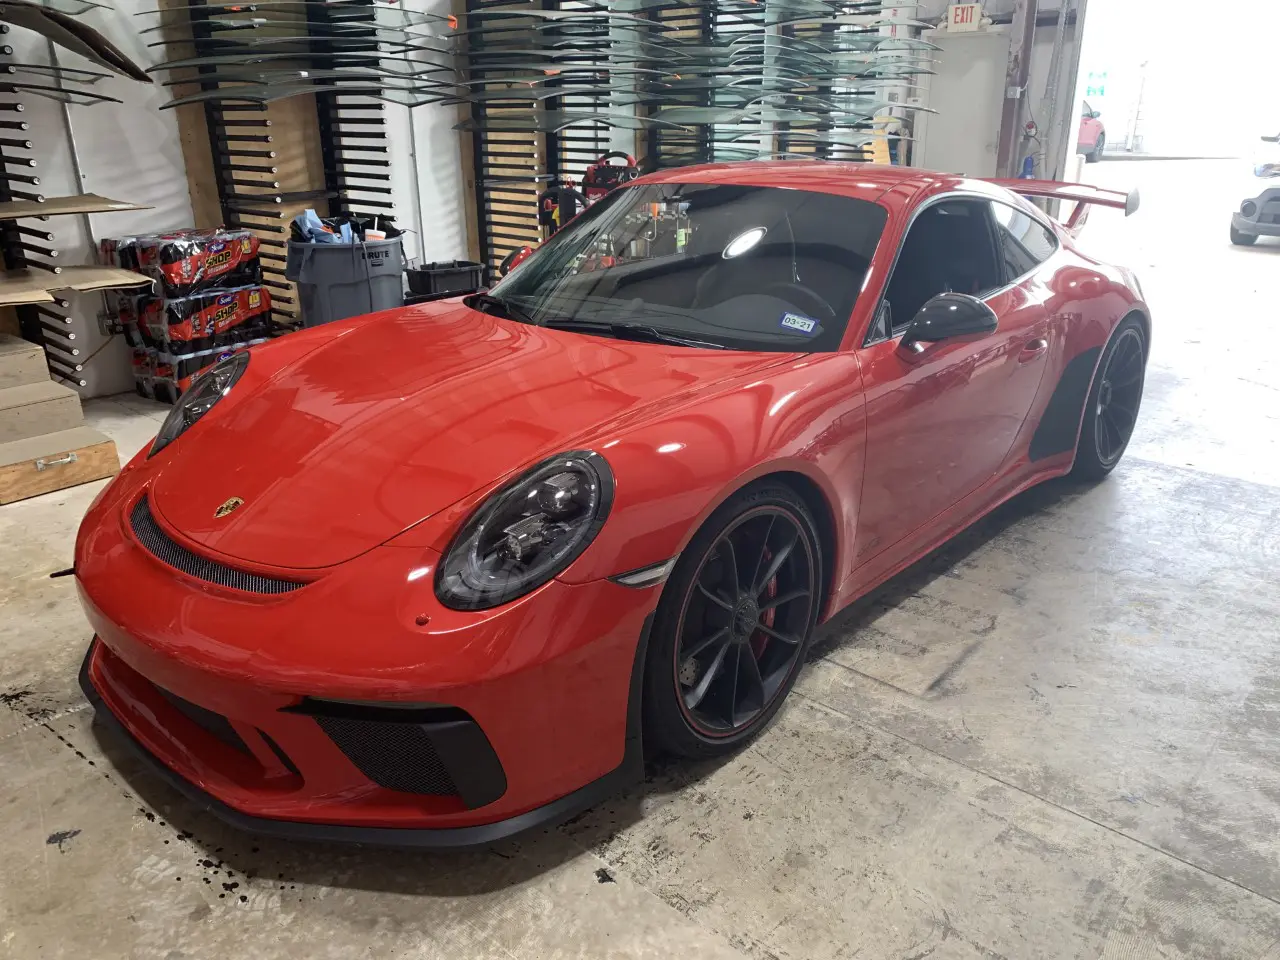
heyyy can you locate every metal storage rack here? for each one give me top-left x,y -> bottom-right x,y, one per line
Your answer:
463,0 -> 619,276
0,31 -> 82,387
464,0 -> 549,279
178,0 -> 398,331
460,2 -> 924,271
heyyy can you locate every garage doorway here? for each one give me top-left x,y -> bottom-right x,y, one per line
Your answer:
1075,0 -> 1280,160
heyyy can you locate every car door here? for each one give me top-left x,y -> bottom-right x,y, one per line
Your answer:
851,196 -> 1053,566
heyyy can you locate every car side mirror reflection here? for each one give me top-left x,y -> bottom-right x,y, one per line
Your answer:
899,293 -> 998,353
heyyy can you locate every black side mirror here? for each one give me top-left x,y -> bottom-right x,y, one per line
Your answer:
900,293 -> 998,352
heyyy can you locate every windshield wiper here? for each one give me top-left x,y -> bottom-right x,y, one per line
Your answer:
464,291 -> 539,326
542,318 -> 726,350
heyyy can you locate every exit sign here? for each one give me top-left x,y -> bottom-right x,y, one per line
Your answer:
948,2 -> 983,31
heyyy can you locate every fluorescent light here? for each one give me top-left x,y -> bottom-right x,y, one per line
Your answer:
723,226 -> 766,259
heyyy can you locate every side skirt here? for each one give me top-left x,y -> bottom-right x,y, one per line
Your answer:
824,456 -> 1071,620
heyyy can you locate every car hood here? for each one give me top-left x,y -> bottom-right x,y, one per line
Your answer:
149,301 -> 790,570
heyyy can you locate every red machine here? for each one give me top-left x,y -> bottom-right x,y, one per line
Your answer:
582,151 -> 639,200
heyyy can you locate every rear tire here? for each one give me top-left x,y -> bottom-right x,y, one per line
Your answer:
1073,316 -> 1146,481
1086,133 -> 1105,163
642,483 -> 822,760
1230,225 -> 1258,246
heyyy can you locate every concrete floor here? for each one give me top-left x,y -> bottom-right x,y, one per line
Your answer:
3,159 -> 1280,959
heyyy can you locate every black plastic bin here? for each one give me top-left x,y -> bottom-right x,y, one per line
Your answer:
406,260 -> 486,297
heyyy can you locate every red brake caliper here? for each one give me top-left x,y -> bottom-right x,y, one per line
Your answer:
753,547 -> 776,659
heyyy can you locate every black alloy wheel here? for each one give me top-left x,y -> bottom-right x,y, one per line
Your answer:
1074,317 -> 1146,480
643,484 -> 822,759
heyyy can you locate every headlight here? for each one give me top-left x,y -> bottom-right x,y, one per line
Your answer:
435,451 -> 614,610
149,351 -> 249,458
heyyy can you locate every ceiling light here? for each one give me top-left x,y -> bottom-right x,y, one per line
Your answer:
723,226 -> 766,259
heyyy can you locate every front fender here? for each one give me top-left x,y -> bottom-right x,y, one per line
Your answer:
560,354 -> 866,596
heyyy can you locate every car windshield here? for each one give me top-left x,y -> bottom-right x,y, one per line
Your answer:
488,181 -> 888,352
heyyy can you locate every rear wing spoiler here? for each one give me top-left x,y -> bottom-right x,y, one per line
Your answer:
983,178 -> 1140,237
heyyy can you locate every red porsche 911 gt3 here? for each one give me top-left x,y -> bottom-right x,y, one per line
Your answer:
76,163 -> 1147,848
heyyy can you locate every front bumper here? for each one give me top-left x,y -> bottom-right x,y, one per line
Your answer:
75,473 -> 655,847
1233,186 -> 1280,236
80,635 -> 647,849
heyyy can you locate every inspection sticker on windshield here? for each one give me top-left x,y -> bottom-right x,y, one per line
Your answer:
780,312 -> 818,336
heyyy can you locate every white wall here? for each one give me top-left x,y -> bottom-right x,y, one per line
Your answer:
16,2 -> 196,398
912,17 -> 1082,179
386,0 -> 469,268
384,99 -> 468,267
918,0 -> 1070,18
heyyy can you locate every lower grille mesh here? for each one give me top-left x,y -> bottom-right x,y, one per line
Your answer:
315,716 -> 459,796
129,495 -> 303,595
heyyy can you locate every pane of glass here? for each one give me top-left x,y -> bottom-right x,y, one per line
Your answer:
990,201 -> 1057,276
884,201 -> 1003,330
491,182 -> 888,352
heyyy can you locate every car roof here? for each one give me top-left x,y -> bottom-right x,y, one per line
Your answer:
637,161 -> 996,213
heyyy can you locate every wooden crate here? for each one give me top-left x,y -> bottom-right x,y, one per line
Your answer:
0,426 -> 120,505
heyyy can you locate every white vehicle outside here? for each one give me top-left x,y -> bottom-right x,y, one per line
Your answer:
1230,134 -> 1280,246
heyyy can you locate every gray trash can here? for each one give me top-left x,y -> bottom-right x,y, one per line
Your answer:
285,237 -> 405,327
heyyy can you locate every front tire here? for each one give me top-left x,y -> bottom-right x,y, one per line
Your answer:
642,483 -> 822,760
1073,316 -> 1146,481
1086,133 -> 1105,163
1230,225 -> 1258,246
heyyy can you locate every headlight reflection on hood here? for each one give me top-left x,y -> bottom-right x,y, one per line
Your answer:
435,451 -> 614,610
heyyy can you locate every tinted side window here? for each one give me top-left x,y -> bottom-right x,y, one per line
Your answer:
990,201 -> 1058,280
882,200 -> 1004,335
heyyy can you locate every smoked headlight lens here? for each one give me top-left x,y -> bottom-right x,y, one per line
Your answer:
435,451 -> 614,610
148,351 -> 249,458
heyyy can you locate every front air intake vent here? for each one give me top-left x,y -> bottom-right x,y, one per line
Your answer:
315,715 -> 459,797
288,698 -> 507,808
129,495 -> 305,595
154,684 -> 252,756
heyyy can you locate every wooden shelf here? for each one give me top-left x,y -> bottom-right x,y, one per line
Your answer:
0,194 -> 150,220
0,265 -> 152,307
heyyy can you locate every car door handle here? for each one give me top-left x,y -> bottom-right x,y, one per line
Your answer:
1018,338 -> 1049,361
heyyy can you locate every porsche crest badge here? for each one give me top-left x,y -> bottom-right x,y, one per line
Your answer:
214,497 -> 244,519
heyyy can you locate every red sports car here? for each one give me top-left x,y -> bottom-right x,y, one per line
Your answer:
77,163 -> 1147,848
